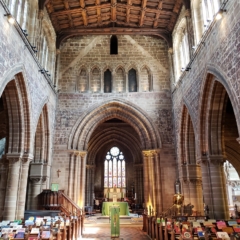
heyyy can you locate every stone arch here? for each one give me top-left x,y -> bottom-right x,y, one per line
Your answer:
140,65 -> 153,92
115,66 -> 126,92
180,104 -> 196,165
197,64 -> 240,219
68,99 -> 162,150
87,126 -> 142,165
90,65 -> 101,93
127,65 -> 139,92
198,64 -> 240,158
77,66 -> 88,92
0,67 -> 31,155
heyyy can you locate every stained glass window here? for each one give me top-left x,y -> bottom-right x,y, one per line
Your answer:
104,147 -> 126,188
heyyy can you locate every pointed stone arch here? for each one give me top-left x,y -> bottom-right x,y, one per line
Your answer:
197,64 -> 240,219
77,65 -> 89,92
68,99 -> 162,151
90,65 -> 101,93
140,65 -> 153,92
115,66 -> 126,92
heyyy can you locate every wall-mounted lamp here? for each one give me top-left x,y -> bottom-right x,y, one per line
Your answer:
185,67 -> 191,71
4,14 -> 15,24
216,9 -> 227,20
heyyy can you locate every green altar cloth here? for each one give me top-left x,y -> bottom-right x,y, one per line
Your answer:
102,202 -> 129,216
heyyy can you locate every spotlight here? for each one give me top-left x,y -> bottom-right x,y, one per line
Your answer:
22,29 -> 28,37
185,67 -> 191,71
4,14 -> 15,24
181,67 -> 185,72
39,69 -> 44,74
216,9 -> 226,20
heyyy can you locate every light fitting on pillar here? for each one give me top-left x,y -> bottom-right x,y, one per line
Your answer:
4,14 -> 15,24
216,9 -> 227,20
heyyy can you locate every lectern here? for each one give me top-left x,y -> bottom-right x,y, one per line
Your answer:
110,206 -> 120,238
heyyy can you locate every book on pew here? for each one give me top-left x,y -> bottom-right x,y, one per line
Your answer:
30,228 -> 40,234
228,221 -> 237,226
233,226 -> 240,233
14,232 -> 25,239
222,227 -> 233,234
41,231 -> 51,239
216,232 -> 230,240
217,221 -> 227,230
28,236 -> 39,240
197,231 -> 205,239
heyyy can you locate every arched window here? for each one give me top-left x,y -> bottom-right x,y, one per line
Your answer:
110,35 -> 118,54
104,69 -> 112,93
128,68 -> 137,92
104,147 -> 126,188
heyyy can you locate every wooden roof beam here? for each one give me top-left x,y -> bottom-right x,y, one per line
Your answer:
82,9 -> 88,26
125,0 -> 132,23
153,1 -> 163,28
64,0 -> 70,9
96,0 -> 102,24
111,0 -> 117,22
80,0 -> 85,8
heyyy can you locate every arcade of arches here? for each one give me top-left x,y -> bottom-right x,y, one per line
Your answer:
0,0 -> 240,223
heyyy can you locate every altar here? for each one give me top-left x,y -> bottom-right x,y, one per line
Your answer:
102,202 -> 130,216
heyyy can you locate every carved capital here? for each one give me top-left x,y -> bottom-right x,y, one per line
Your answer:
168,48 -> 173,54
189,179 -> 202,186
29,177 -> 41,184
196,156 -> 208,165
142,150 -> 153,157
79,151 -> 87,158
42,176 -> 47,182
56,49 -> 61,55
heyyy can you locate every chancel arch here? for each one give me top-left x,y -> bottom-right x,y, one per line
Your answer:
68,99 -> 164,213
198,68 -> 240,220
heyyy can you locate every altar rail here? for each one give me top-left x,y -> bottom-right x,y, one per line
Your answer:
39,190 -> 83,216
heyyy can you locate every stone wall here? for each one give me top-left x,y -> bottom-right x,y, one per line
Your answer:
53,34 -> 177,210
172,0 -> 240,161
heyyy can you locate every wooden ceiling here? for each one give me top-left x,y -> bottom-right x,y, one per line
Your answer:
43,0 -> 183,47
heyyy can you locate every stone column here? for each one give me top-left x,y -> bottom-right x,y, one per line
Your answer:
3,154 -> 22,220
16,155 -> 33,219
74,153 -> 80,203
185,9 -> 194,58
68,152 -> 75,199
126,73 -> 129,93
0,156 -> 8,221
28,177 -> 42,210
149,151 -> 155,211
197,155 -> 228,219
142,150 -> 150,211
79,151 -> 87,208
208,156 -> 228,219
153,149 -> 162,214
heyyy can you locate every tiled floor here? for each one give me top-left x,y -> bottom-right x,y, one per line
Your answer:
81,214 -> 150,239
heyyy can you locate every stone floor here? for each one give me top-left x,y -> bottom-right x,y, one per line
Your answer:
80,213 -> 150,239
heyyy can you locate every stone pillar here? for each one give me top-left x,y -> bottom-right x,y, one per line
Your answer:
126,73 -> 129,93
153,149 -> 162,214
142,150 -> 150,211
0,156 -> 8,221
3,155 -> 21,220
68,152 -> 75,199
74,153 -> 80,203
79,151 -> 87,208
3,153 -> 32,220
142,150 -> 160,214
16,155 -> 32,219
185,9 -> 194,58
197,155 -> 228,219
208,156 -> 228,219
28,177 -> 42,210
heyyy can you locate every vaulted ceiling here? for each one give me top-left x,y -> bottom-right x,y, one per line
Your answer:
42,0 -> 184,47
